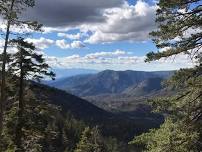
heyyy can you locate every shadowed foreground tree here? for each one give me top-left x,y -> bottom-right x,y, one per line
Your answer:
130,0 -> 202,151
0,0 -> 42,135
10,38 -> 55,151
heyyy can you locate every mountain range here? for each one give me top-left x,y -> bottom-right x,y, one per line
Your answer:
46,70 -> 174,113
48,70 -> 174,97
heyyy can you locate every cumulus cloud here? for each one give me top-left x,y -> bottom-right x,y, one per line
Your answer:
19,0 -> 157,43
57,32 -> 88,40
58,33 -> 81,40
56,40 -> 85,49
44,50 -> 195,71
71,41 -> 86,48
55,40 -> 70,49
0,0 -> 158,44
25,37 -> 54,49
85,50 -> 128,59
84,1 -> 157,43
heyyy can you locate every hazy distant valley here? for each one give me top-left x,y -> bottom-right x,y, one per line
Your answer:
40,70 -> 174,142
47,70 -> 174,112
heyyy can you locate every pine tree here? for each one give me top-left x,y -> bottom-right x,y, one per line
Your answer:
0,0 -> 42,136
9,37 -> 55,151
130,0 -> 202,151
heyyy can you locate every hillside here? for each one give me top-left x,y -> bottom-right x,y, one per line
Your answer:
32,82 -> 112,123
1,77 -> 163,152
31,82 -> 163,141
123,77 -> 164,97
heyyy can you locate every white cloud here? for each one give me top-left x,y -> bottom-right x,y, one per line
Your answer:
71,41 -> 86,49
42,26 -> 72,33
83,1 -> 157,43
26,37 -> 54,49
57,33 -> 83,40
25,0 -> 157,44
44,50 -> 195,71
56,39 -> 85,49
55,40 -> 70,49
1,0 -> 157,44
85,50 -> 128,59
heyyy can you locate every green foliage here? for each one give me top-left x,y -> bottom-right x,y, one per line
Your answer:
74,126 -> 128,152
74,126 -> 106,152
130,0 -> 202,151
9,38 -> 55,81
0,0 -> 42,137
130,118 -> 199,152
0,0 -> 42,30
5,38 -> 55,151
146,0 -> 202,62
0,90 -> 86,152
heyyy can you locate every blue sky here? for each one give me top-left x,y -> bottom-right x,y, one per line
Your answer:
3,0 -> 194,77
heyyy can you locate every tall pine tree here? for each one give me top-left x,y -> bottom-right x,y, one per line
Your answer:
10,37 -> 55,151
130,0 -> 202,151
0,0 -> 41,135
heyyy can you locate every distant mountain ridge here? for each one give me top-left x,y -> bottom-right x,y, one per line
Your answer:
52,68 -> 99,79
49,70 -> 174,97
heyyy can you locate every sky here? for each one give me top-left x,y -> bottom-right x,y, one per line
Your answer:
0,0 -> 196,76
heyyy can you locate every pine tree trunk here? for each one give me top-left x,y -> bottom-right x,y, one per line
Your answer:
0,0 -> 15,136
15,48 -> 24,152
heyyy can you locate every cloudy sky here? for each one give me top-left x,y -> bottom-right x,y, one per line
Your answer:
1,0 -> 196,76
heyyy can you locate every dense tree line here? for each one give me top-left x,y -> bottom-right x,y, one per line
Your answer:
130,0 -> 202,151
